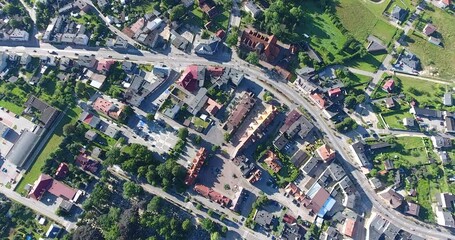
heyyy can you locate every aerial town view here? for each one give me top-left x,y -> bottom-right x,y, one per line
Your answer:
0,0 -> 455,239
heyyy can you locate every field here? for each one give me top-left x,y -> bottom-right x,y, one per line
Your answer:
371,137 -> 429,165
381,106 -> 413,130
335,0 -> 397,44
15,107 -> 82,193
302,1 -> 348,63
187,5 -> 230,31
398,75 -> 448,107
345,52 -> 387,72
407,5 -> 455,79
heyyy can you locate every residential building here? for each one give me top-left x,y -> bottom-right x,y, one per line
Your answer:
385,97 -> 395,108
391,6 -> 407,22
185,148 -> 207,185
244,1 -> 262,18
194,184 -> 231,207
29,174 -> 79,201
225,91 -> 256,133
239,28 -> 291,64
96,59 -> 115,73
55,163 -> 69,179
76,152 -> 100,173
79,111 -> 101,128
198,0 -> 219,19
438,0 -> 452,8
0,52 -> 6,72
435,206 -> 455,227
24,95 -> 60,128
9,29 -> 29,41
428,36 -> 441,46
302,182 -> 336,217
431,136 -> 452,149
443,93 -> 453,106
403,117 -> 415,127
92,97 -> 124,120
20,54 -> 31,65
170,30 -> 190,52
302,157 -> 320,176
423,23 -> 437,36
254,210 -> 273,229
343,218 -> 357,238
437,193 -> 455,210
194,37 -> 221,55
281,223 -> 306,240
382,79 -> 395,92
369,178 -> 384,191
316,144 -> 336,162
367,35 -> 387,53
445,117 -> 455,133
405,202 -> 421,217
400,52 -> 421,71
45,224 -> 62,239
285,182 -> 305,202
263,150 -> 282,173
410,106 -> 442,119
380,189 -> 404,209
310,93 -> 327,109
85,130 -> 98,141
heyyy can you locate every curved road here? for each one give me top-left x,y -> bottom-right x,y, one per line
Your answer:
1,44 -> 454,239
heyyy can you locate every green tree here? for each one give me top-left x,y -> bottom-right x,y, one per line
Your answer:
146,113 -> 155,121
246,52 -> 259,65
182,219 -> 192,231
208,209 -> 214,217
122,182 -> 143,199
226,30 -> 239,46
178,127 -> 189,139
211,232 -> 221,240
76,82 -> 86,97
63,123 -> 76,136
169,4 -> 186,21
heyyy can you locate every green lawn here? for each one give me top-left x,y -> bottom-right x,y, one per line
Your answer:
372,137 -> 429,165
0,100 -> 23,115
193,117 -> 209,129
407,5 -> 455,79
15,107 -> 82,193
302,1 -> 348,64
336,0 -> 397,45
345,52 -> 387,72
381,106 -> 413,130
398,75 -> 448,108
187,6 -> 230,32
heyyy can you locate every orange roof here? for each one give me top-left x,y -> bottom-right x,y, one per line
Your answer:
310,93 -> 326,109
185,148 -> 207,185
343,218 -> 356,237
316,144 -> 336,162
264,150 -> 282,173
205,98 -> 222,115
194,184 -> 231,207
96,59 -> 115,72
92,97 -> 123,120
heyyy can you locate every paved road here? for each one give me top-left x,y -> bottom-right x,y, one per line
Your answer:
0,187 -> 76,230
2,44 -> 455,239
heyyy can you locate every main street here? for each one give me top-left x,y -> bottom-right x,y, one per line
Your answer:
1,43 -> 454,239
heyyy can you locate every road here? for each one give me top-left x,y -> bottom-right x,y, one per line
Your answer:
1,44 -> 455,239
0,187 -> 76,230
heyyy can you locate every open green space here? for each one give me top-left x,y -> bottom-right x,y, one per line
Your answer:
398,75 -> 449,108
371,136 -> 429,166
187,5 -> 230,31
193,117 -> 209,129
15,107 -> 82,193
302,1 -> 348,63
335,0 -> 397,44
406,5 -> 455,79
381,106 -> 413,130
345,52 -> 387,72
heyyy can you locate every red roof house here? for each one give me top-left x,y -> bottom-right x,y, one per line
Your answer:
328,88 -> 342,98
216,29 -> 226,39
177,65 -> 200,92
310,93 -> 327,109
282,214 -> 296,224
382,79 -> 395,92
185,148 -> 207,185
55,163 -> 69,179
343,218 -> 357,238
316,144 -> 336,162
29,174 -> 77,201
76,153 -> 100,174
205,98 -> 222,116
92,97 -> 123,120
423,24 -> 437,36
264,150 -> 282,173
280,109 -> 302,133
194,184 -> 231,207
96,59 -> 115,73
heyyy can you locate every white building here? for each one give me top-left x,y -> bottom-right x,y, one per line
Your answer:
74,34 -> 89,45
9,29 -> 29,41
443,92 -> 452,106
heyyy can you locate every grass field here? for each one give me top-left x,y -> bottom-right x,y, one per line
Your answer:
381,107 -> 413,129
0,100 -> 23,115
372,137 -> 428,165
345,52 -> 387,72
302,1 -> 348,63
335,0 -> 397,44
398,75 -> 448,107
15,107 -> 82,193
407,6 -> 455,79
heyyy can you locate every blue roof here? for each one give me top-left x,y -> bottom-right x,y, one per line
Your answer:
317,197 -> 336,217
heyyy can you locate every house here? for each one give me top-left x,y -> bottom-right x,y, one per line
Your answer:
194,184 -> 231,207
20,54 -> 31,65
385,97 -> 395,108
445,117 -> 455,133
369,178 -> 384,191
92,97 -> 124,120
85,130 -> 98,141
403,117 -> 415,127
177,65 -> 205,93
328,88 -> 342,98
343,218 -> 357,238
273,133 -> 289,151
244,1 -> 262,18
405,202 -> 421,217
185,148 -> 207,185
423,23 -> 437,36
204,98 -> 222,116
443,93 -> 453,106
76,153 -> 100,173
438,0 -> 452,8
350,142 -> 371,168
170,30 -> 190,52
9,29 -> 29,41
194,37 -> 221,56
45,224 -> 62,239
55,163 -> 69,179
410,106 -> 442,119
96,59 -> 115,73
24,95 -> 60,128
382,79 -> 395,92
316,144 -> 336,162
285,182 -> 305,202
264,150 -> 282,173
79,111 -> 101,128
29,174 -> 78,201
310,93 -> 327,109
303,182 -> 336,217
380,189 -> 404,209
431,136 -> 452,149
435,207 -> 455,227
437,193 -> 455,210
367,35 -> 387,53
76,55 -> 97,68
391,6 -> 407,22
198,0 -> 219,19
290,149 -> 309,168
400,52 -> 421,71
384,159 -> 395,171
103,124 -> 120,138
302,157 -> 320,176
225,91 -> 256,133
428,36 -> 441,46
254,209 -> 274,229
59,200 -> 74,212
281,223 -> 306,240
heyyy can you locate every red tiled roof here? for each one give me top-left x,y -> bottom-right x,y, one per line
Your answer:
96,59 -> 115,72
423,24 -> 437,36
280,109 -> 302,133
29,174 -> 77,201
92,97 -> 123,120
185,148 -> 207,185
55,163 -> 69,179
207,66 -> 224,77
283,214 -> 296,224
316,144 -> 336,162
240,29 -> 280,63
177,65 -> 199,92
76,153 -> 99,173
305,187 -> 330,214
310,93 -> 326,109
343,218 -> 357,237
194,184 -> 231,207
442,0 -> 451,5
205,98 -> 222,115
264,150 -> 282,173
216,30 -> 226,39
328,88 -> 342,97
383,79 -> 395,91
